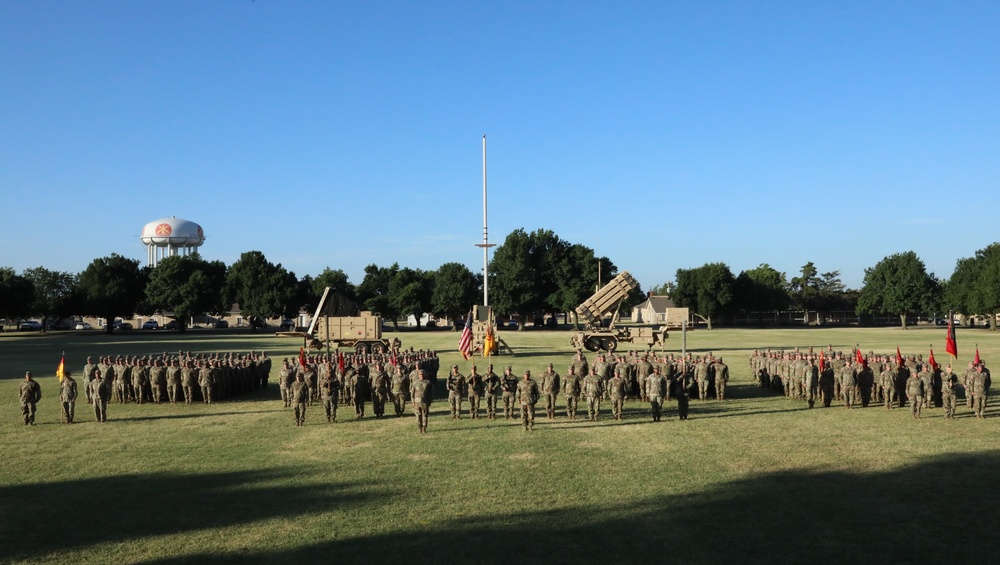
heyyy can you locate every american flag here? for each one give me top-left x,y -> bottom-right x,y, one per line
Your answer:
458,311 -> 473,360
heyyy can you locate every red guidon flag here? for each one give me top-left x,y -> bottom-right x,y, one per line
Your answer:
337,351 -> 345,375
818,350 -> 825,373
299,347 -> 306,368
945,317 -> 958,358
929,348 -> 938,371
896,347 -> 903,367
974,347 -> 980,366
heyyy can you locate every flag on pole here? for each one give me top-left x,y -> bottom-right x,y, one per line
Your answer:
855,348 -> 864,366
818,350 -> 825,373
483,326 -> 495,358
974,346 -> 980,366
945,316 -> 958,357
929,347 -> 938,371
299,347 -> 306,368
337,351 -> 345,375
896,346 -> 903,366
56,353 -> 65,382
458,311 -> 473,360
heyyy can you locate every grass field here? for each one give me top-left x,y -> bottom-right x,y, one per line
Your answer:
2,326 -> 999,564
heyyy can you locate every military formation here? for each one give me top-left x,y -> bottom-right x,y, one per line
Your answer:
748,348 -> 991,418
16,351 -> 273,425
17,344 -> 992,429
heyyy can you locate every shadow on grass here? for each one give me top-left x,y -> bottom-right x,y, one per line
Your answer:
140,451 -> 1000,564
0,469 -> 382,563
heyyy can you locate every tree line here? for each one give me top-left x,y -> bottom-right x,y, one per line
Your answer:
666,244 -> 1000,330
0,228 -> 636,334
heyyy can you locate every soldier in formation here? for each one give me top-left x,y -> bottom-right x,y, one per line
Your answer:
516,370 -> 540,431
410,369 -> 433,433
19,371 -> 42,426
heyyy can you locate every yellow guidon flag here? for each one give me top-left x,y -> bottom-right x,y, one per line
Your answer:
483,328 -> 495,358
56,353 -> 66,382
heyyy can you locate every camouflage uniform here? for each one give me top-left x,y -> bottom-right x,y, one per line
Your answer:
60,373 -> 78,423
467,367 -> 484,419
941,368 -> 958,419
390,366 -> 408,417
446,366 -> 466,419
321,365 -> 341,422
484,366 -> 501,419
583,369 -> 603,421
608,369 -> 627,420
971,368 -> 988,418
19,373 -> 42,425
516,372 -> 540,431
410,370 -> 433,433
713,359 -> 730,400
500,367 -> 518,419
562,366 -> 581,420
90,373 -> 109,422
278,361 -> 293,407
695,359 -> 711,400
645,367 -> 666,422
290,376 -> 309,426
906,373 -> 924,419
540,365 -> 560,419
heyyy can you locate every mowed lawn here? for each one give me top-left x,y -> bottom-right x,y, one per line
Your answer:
1,325 -> 998,564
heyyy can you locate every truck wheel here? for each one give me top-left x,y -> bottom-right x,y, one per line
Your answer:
585,337 -> 601,352
355,343 -> 369,355
369,342 -> 386,355
602,337 -> 618,352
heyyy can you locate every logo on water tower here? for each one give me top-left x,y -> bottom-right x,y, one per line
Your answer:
155,223 -> 172,236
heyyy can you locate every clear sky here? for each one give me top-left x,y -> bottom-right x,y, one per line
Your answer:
2,1 -> 997,291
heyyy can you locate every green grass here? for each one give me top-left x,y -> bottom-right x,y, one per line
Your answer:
1,325 -> 998,564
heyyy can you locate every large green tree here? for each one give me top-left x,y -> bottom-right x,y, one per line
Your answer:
789,262 -> 853,320
23,267 -> 77,331
489,228 -> 567,328
672,263 -> 735,330
145,254 -> 226,331
0,267 -> 35,325
357,263 -> 401,328
431,262 -> 481,329
390,268 -> 434,329
225,251 -> 298,330
943,243 -> 1000,330
734,264 -> 790,324
856,251 -> 941,329
77,254 -> 148,333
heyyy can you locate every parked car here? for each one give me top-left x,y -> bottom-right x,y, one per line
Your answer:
113,320 -> 133,330
213,320 -> 229,329
75,322 -> 93,330
19,320 -> 43,331
280,319 -> 294,330
164,320 -> 181,330
141,320 -> 159,330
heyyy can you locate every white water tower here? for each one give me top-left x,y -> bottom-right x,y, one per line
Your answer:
140,217 -> 205,267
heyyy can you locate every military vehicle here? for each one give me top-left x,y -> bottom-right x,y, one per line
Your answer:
569,271 -> 687,353
282,287 -> 395,354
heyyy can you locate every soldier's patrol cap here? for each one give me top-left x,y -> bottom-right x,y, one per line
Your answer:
452,364 -> 458,369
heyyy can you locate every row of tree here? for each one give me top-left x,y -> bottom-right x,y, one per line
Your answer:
0,228 -> 632,334
666,245 -> 1000,330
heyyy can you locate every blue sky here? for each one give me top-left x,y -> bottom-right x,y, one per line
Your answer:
2,1 -> 997,291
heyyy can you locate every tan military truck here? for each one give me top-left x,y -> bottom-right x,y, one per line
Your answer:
569,271 -> 687,353
291,287 -> 395,354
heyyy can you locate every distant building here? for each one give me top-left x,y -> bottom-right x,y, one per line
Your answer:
632,295 -> 677,324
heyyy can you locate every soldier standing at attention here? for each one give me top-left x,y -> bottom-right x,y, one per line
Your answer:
446,364 -> 466,419
963,361 -> 976,408
562,365 -> 581,420
352,366 -> 369,419
646,366 -> 666,422
150,360 -> 167,404
840,361 -> 857,409
321,362 -> 341,423
199,361 -> 215,404
919,365 -> 934,409
516,370 -> 540,431
467,365 -> 484,419
971,364 -> 989,418
484,364 -> 501,420
713,358 -> 730,400
82,357 -> 97,404
116,358 -> 132,403
90,369 -> 109,422
371,362 -> 389,419
390,365 -> 408,417
906,370 -> 925,419
290,373 -> 309,426
942,365 -> 958,419
540,363 -> 560,420
181,361 -> 198,405
60,370 -> 78,424
695,358 -> 711,400
19,371 -> 42,426
608,367 -> 627,421
881,363 -> 896,409
500,366 -> 518,419
804,358 -> 819,408
410,370 -> 433,433
166,359 -> 182,404
583,367 -> 603,421
279,360 -> 292,407
676,368 -> 693,420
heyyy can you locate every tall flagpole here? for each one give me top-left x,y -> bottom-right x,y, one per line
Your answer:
476,134 -> 495,307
